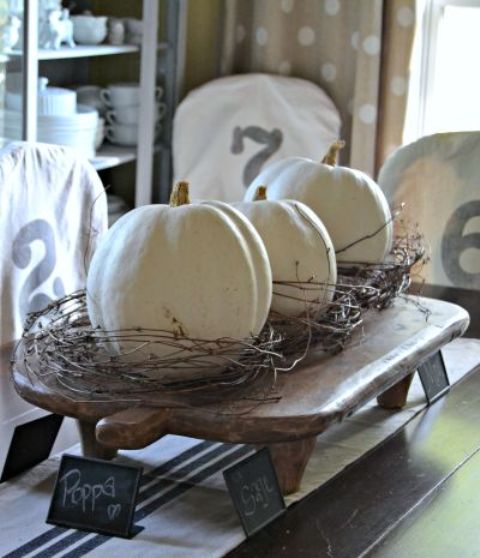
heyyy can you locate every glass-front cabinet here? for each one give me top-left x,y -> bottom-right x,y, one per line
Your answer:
0,0 -> 186,208
1,0 -> 25,145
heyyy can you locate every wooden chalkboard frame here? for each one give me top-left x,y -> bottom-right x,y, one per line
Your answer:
223,448 -> 286,537
47,454 -> 142,538
418,350 -> 450,404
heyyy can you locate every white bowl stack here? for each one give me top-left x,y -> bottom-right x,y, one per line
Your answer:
4,77 -> 99,159
102,82 -> 165,147
76,85 -> 108,150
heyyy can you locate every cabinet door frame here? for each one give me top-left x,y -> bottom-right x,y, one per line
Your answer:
23,0 -> 38,141
135,0 -> 160,207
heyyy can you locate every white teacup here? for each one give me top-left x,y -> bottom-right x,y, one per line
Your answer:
106,121 -> 161,146
124,17 -> 143,45
106,102 -> 166,126
106,123 -> 137,146
125,18 -> 143,36
100,83 -> 163,107
76,85 -> 107,116
71,15 -> 108,45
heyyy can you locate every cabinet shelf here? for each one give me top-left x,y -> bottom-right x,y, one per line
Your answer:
10,44 -> 140,60
9,42 -> 168,61
90,144 -> 137,171
91,142 -> 165,171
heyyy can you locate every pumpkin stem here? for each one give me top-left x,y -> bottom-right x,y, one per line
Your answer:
253,185 -> 268,201
321,140 -> 346,166
170,181 -> 191,207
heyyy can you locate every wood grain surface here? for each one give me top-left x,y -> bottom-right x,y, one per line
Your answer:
11,296 -> 469,448
227,357 -> 480,557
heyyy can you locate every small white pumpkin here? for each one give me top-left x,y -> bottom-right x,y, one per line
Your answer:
244,141 -> 393,264
86,182 -> 272,375
232,186 -> 337,317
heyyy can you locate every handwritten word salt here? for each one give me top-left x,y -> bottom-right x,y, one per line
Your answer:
240,475 -> 275,516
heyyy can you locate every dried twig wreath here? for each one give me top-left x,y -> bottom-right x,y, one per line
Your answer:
269,282 -> 364,362
16,291 -> 284,403
337,219 -> 427,310
15,281 -> 363,406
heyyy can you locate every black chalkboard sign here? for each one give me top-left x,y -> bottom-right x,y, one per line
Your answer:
47,454 -> 142,538
418,350 -> 450,404
223,448 -> 285,536
1,414 -> 63,482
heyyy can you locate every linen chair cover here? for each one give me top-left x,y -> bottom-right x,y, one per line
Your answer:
173,73 -> 341,201
0,142 -> 107,345
378,131 -> 480,292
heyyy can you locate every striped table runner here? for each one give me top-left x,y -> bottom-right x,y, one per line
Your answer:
1,339 -> 479,558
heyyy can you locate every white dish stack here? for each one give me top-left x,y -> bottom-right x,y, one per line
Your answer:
76,85 -> 108,150
4,77 -> 99,159
102,82 -> 165,147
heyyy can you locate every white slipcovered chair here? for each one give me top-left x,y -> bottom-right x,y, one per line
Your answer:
173,73 -> 341,201
0,141 -> 107,345
0,141 -> 107,473
378,131 -> 480,333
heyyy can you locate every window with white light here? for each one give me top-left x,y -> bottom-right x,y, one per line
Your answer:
404,0 -> 480,142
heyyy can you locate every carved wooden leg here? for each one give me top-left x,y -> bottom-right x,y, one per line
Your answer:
377,373 -> 414,410
77,420 -> 117,460
266,437 -> 316,495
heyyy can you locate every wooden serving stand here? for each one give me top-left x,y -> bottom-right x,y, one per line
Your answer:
11,296 -> 469,495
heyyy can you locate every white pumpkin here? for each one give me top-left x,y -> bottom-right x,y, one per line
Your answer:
86,182 -> 272,375
244,141 -> 393,264
232,186 -> 337,317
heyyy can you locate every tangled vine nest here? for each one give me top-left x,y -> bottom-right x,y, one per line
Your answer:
338,223 -> 427,310
269,282 -> 364,362
15,284 -> 362,405
16,291 -> 283,404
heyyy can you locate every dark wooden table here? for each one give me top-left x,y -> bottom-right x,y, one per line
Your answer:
11,296 -> 469,494
227,340 -> 480,558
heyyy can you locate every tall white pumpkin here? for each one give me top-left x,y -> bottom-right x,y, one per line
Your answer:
232,187 -> 337,317
244,141 -> 393,264
86,182 -> 272,375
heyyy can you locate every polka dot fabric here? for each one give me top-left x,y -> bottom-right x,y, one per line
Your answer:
297,26 -> 315,46
218,0 -> 415,177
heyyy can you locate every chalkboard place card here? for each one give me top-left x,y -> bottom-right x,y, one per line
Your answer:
47,454 -> 143,538
223,448 -> 286,537
418,350 -> 450,404
1,413 -> 63,483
